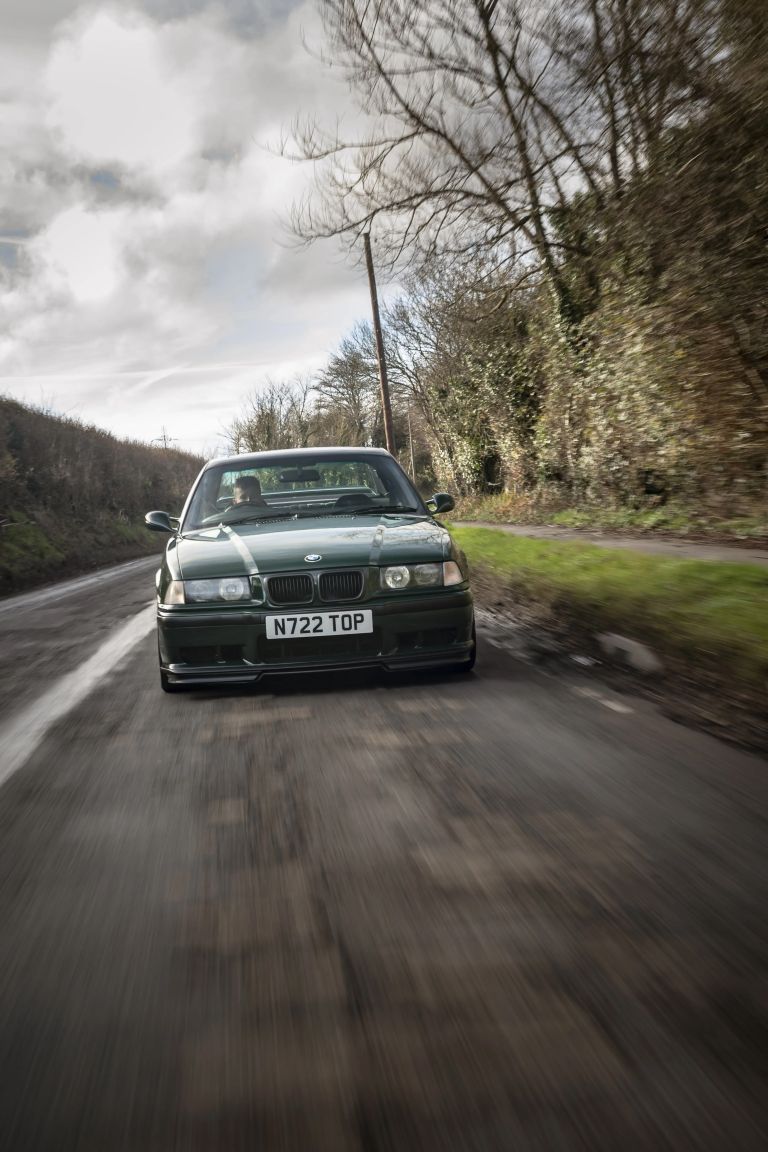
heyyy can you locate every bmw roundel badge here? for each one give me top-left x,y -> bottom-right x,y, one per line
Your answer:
304,554 -> 322,563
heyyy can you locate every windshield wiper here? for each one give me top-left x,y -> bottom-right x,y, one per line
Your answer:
204,506 -> 423,526
219,512 -> 298,526
345,505 -> 422,516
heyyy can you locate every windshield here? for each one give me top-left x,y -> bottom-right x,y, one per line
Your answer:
182,453 -> 425,530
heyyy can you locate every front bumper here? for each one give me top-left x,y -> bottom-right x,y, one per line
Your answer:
157,589 -> 474,685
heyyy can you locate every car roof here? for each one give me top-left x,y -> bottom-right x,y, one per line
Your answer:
204,446 -> 394,470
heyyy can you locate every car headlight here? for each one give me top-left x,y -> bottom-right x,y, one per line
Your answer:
185,577 -> 252,603
412,563 -> 442,586
382,565 -> 411,590
161,577 -> 260,605
380,562 -> 464,590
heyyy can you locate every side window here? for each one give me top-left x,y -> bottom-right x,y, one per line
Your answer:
369,466 -> 388,496
218,474 -> 233,501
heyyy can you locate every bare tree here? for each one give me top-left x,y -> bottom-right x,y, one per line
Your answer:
377,263 -> 539,491
289,0 -> 716,324
558,0 -> 717,197
277,1 -> 768,504
228,378 -> 317,453
314,322 -> 380,444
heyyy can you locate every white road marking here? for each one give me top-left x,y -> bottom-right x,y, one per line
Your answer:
0,556 -> 159,618
0,604 -> 156,790
572,685 -> 633,714
601,699 -> 634,714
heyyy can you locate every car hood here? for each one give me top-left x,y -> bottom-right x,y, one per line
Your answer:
172,515 -> 451,579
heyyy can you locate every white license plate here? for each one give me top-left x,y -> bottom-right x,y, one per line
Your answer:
266,610 -> 373,640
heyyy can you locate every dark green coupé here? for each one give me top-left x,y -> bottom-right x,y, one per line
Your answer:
145,447 -> 475,692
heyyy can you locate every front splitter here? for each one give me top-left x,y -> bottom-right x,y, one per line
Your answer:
162,647 -> 474,686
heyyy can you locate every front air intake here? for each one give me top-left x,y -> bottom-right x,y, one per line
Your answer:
319,570 -> 364,602
266,573 -> 314,605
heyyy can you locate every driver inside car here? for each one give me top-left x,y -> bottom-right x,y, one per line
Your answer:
232,475 -> 267,507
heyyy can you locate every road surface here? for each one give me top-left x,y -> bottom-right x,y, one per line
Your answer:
0,558 -> 766,1151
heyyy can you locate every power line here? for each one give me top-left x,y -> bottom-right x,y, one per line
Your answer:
151,427 -> 178,449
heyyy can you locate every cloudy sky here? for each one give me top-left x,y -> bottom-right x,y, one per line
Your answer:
0,0 -> 380,455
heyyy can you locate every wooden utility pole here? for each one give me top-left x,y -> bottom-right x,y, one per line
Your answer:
407,401 -> 416,479
363,231 -> 396,454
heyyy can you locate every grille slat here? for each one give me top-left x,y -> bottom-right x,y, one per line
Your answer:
267,574 -> 314,606
319,570 -> 364,602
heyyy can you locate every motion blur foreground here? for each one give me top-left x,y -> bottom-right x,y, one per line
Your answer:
0,552 -> 766,1152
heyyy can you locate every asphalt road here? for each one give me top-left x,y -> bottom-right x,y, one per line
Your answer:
0,558 -> 766,1151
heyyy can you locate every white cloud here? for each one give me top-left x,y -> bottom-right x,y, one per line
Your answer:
37,205 -> 123,302
45,9 -> 199,171
0,0 -> 384,453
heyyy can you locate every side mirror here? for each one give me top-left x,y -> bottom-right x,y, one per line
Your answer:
145,510 -> 175,534
426,492 -> 455,515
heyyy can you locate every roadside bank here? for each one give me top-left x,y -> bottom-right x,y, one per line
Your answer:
0,514 -> 163,598
451,494 -> 768,544
454,526 -> 768,750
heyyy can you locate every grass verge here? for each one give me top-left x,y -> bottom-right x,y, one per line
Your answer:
453,526 -> 768,688
453,493 -> 768,541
